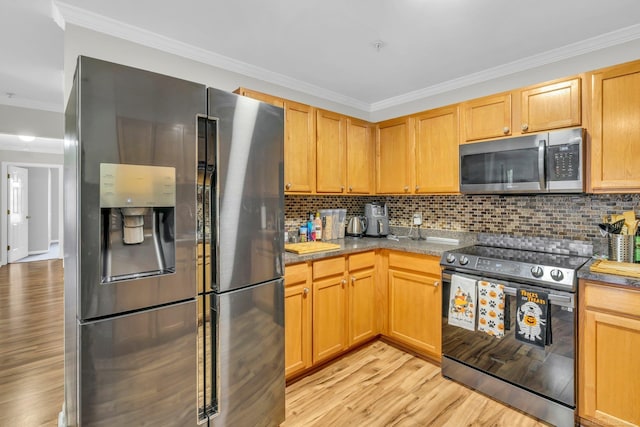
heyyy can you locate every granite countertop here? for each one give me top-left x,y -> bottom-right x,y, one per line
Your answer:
284,229 -> 477,265
577,259 -> 640,289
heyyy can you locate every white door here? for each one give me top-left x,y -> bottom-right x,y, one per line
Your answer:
8,166 -> 29,262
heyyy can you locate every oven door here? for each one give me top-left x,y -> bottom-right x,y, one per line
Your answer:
441,271 -> 576,407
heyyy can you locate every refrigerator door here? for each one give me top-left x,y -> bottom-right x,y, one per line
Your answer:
206,88 -> 284,292
79,300 -> 197,426
209,279 -> 285,426
76,56 -> 205,320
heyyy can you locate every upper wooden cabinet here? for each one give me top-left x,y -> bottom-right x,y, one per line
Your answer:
284,100 -> 316,193
589,60 -> 640,193
462,77 -> 582,143
520,78 -> 581,133
316,109 -> 346,193
579,280 -> 640,426
414,105 -> 460,194
462,93 -> 512,142
346,118 -> 374,194
376,117 -> 414,194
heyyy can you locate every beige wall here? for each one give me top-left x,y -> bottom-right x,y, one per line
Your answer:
0,105 -> 64,139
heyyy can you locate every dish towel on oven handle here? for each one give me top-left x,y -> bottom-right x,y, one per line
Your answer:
477,280 -> 506,338
448,274 -> 477,331
515,288 -> 551,348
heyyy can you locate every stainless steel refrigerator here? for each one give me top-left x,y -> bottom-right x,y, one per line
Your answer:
64,56 -> 285,426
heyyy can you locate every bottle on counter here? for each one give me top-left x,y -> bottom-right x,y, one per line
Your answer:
299,226 -> 307,243
308,213 -> 315,241
635,227 -> 640,263
314,212 -> 322,241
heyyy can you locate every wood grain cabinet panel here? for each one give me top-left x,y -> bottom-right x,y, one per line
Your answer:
284,100 -> 316,193
386,252 -> 441,358
316,109 -> 346,193
284,263 -> 312,378
234,88 -> 284,108
348,252 -> 377,346
376,117 -> 414,194
346,118 -> 374,194
520,78 -> 581,133
579,281 -> 640,427
462,93 -> 512,142
589,60 -> 640,192
414,105 -> 459,194
313,272 -> 347,364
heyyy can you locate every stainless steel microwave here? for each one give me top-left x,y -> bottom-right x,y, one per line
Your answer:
459,128 -> 584,194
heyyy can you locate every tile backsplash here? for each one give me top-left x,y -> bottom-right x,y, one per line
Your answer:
285,194 -> 640,242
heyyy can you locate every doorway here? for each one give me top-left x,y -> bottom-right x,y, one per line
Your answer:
1,162 -> 63,266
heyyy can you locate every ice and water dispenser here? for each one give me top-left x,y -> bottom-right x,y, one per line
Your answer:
99,163 -> 176,283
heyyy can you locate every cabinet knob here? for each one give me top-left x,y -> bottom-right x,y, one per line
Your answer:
415,185 -> 420,191
503,127 -> 510,134
349,186 -> 353,192
285,183 -> 292,190
341,185 -> 345,192
404,185 -> 409,192
303,287 -> 309,295
351,276 -> 356,284
521,123 -> 529,131
341,279 -> 347,286
433,281 -> 440,288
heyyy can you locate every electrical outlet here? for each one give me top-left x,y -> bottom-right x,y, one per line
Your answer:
413,212 -> 422,226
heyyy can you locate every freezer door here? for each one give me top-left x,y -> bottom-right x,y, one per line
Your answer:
79,300 -> 197,426
206,88 -> 284,292
209,279 -> 285,427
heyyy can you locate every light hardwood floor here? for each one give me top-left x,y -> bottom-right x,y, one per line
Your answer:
1,260 -> 545,426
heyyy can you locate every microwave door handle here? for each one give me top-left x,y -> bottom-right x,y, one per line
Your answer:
538,139 -> 546,191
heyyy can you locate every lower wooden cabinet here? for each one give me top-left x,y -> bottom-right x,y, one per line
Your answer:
312,257 -> 348,363
579,280 -> 640,427
284,263 -> 312,378
348,251 -> 377,346
384,251 -> 442,359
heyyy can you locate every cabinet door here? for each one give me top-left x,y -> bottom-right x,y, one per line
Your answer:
462,93 -> 512,142
520,78 -> 581,133
284,282 -> 312,378
313,274 -> 347,363
284,100 -> 316,193
387,269 -> 441,356
346,118 -> 373,194
349,267 -> 376,346
316,110 -> 346,193
590,61 -> 640,192
376,117 -> 414,194
414,106 -> 459,194
581,309 -> 640,426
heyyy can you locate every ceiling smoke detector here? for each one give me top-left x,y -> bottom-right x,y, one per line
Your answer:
372,40 -> 384,52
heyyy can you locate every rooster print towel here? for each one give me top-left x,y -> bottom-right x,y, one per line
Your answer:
477,280 -> 506,338
515,288 -> 548,348
448,274 -> 477,331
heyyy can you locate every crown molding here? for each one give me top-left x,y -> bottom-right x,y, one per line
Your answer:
370,23 -> 640,112
55,1 -> 370,112
54,2 -> 640,116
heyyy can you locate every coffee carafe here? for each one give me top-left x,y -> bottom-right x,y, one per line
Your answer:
364,203 -> 389,237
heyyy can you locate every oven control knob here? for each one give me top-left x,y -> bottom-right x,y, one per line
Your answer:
550,269 -> 564,282
530,266 -> 544,278
445,254 -> 456,264
459,256 -> 469,266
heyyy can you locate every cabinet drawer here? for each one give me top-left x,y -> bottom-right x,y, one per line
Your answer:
313,256 -> 346,280
388,251 -> 440,276
583,282 -> 640,317
285,263 -> 309,286
349,251 -> 375,271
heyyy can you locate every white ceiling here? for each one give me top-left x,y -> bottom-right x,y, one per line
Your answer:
2,0 -> 640,117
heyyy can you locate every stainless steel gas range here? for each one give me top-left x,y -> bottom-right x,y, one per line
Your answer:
440,242 -> 591,427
